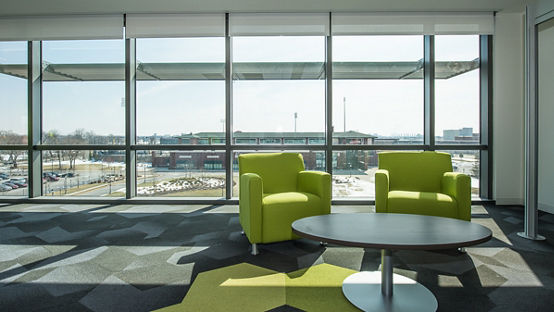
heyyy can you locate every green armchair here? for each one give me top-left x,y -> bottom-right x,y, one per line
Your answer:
239,153 -> 331,255
375,151 -> 471,221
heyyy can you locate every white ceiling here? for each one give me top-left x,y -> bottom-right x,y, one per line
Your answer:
0,0 -> 529,16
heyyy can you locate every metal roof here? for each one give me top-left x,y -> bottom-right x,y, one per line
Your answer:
0,59 -> 478,81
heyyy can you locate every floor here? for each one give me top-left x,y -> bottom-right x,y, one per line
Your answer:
0,203 -> 553,312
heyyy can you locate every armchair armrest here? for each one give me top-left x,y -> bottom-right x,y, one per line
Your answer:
375,169 -> 390,213
239,173 -> 263,243
441,172 -> 471,221
298,171 -> 331,214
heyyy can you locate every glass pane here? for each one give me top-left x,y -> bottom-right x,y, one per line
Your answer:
232,150 -> 326,197
332,150 -> 377,198
0,42 -> 27,144
42,40 -> 125,144
0,150 -> 28,196
137,150 -> 225,197
435,35 -> 480,144
333,36 -> 424,145
438,150 -> 480,196
136,38 -> 225,145
42,150 -> 125,197
233,36 -> 325,143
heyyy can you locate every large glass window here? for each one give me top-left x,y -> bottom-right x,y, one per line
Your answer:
136,150 -> 226,197
0,23 -> 490,201
232,37 -> 325,142
435,35 -> 480,144
42,40 -> 125,145
0,42 -> 27,145
333,36 -> 424,145
42,150 -> 125,197
136,38 -> 225,145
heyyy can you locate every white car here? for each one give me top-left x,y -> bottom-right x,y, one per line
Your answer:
0,184 -> 12,192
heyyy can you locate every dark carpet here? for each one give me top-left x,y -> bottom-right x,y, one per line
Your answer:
0,203 -> 553,312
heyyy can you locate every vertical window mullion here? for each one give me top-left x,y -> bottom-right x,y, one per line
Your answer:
326,12 -> 333,175
125,38 -> 137,198
28,41 -> 42,198
225,13 -> 233,199
480,35 -> 493,199
424,35 -> 435,150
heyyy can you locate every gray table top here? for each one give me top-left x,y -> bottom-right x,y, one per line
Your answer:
292,213 -> 492,250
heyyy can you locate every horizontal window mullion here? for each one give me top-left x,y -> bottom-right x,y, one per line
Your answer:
132,144 -> 227,151
0,145 -> 28,150
35,145 -> 125,151
230,145 -> 326,151
332,145 -> 427,151
433,144 -> 488,150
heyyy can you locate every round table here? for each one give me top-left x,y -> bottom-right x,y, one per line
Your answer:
291,213 -> 492,312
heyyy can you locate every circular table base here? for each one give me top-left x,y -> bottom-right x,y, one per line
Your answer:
342,271 -> 438,312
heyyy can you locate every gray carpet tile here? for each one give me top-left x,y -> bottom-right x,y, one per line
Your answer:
0,204 -> 553,311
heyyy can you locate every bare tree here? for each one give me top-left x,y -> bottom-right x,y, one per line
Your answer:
0,131 -> 27,168
65,129 -> 87,169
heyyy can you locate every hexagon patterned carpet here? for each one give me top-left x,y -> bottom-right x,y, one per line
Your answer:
155,263 -> 359,311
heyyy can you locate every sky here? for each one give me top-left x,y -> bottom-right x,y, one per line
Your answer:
0,35 -> 479,138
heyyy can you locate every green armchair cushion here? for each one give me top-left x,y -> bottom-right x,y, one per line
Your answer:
375,151 -> 471,221
239,153 -> 331,244
262,192 -> 322,242
387,191 -> 458,219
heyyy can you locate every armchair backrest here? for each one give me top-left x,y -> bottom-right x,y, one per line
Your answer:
378,151 -> 453,193
239,153 -> 305,194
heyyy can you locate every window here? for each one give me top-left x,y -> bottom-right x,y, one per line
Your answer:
283,138 -> 306,145
136,38 -> 225,145
232,36 -> 326,142
0,150 -> 27,197
260,138 -> 282,144
42,40 -> 125,144
332,150 -> 377,198
137,150 -> 225,197
0,13 -> 491,201
0,41 -> 27,145
333,36 -> 424,145
42,150 -> 125,197
435,35 -> 480,144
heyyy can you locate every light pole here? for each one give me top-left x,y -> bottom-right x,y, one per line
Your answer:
220,119 -> 225,143
294,112 -> 298,132
342,96 -> 346,133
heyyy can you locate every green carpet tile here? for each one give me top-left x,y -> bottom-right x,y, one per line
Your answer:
0,203 -> 553,311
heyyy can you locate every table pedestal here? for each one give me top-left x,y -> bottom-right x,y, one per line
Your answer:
342,249 -> 437,312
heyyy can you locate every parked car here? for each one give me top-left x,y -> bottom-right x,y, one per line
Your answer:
10,180 -> 27,187
42,173 -> 59,181
0,173 -> 9,179
2,182 -> 18,189
0,184 -> 12,191
59,172 -> 77,178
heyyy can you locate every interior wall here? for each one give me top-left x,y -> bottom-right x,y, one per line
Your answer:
538,17 -> 554,213
493,12 -> 525,205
